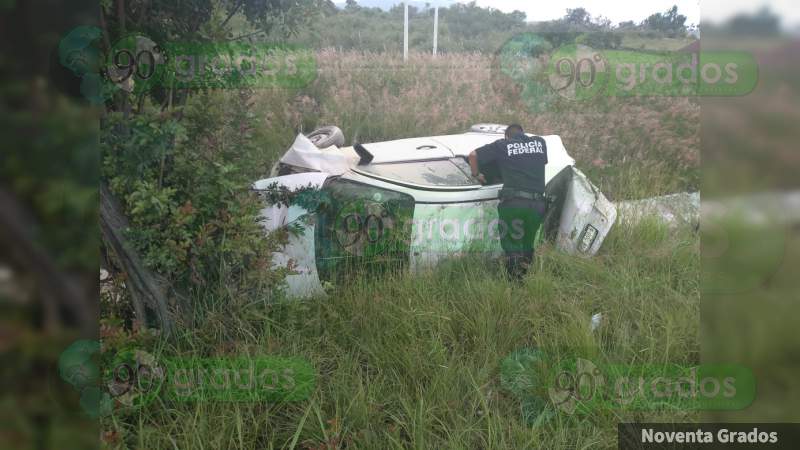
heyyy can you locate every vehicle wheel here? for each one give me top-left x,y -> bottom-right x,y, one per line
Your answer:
305,126 -> 345,148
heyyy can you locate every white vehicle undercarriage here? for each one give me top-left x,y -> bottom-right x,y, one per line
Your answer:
253,124 -> 618,297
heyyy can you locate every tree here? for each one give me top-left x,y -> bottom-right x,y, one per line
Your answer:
564,7 -> 591,26
1,0 -> 101,335
98,0 -> 320,331
642,5 -> 687,37
726,6 -> 780,36
509,10 -> 526,23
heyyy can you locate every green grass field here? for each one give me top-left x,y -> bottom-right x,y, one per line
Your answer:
100,218 -> 699,449
97,49 -> 704,449
619,35 -> 695,51
95,41 -> 800,448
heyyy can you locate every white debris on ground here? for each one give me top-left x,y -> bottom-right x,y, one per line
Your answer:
590,312 -> 603,331
615,192 -> 700,229
614,190 -> 800,228
100,268 -> 125,304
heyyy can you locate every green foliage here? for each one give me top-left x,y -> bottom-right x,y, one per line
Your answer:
642,5 -> 687,38
0,82 -> 99,270
96,0 -> 332,312
724,6 -> 781,36
238,0 -> 327,37
578,30 -> 623,50
286,1 -> 530,53
101,0 -> 326,41
281,2 -> 694,53
101,91 -> 286,292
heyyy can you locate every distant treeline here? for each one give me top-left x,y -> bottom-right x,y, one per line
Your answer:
278,2 -> 695,53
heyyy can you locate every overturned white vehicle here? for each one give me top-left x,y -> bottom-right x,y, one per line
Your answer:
254,124 -> 617,297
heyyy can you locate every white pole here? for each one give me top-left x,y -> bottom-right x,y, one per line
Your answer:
404,3 -> 409,62
433,7 -> 438,57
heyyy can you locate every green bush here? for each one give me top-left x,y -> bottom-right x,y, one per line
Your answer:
101,91 -> 287,297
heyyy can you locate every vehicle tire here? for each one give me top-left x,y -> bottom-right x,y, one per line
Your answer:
305,126 -> 345,148
469,123 -> 507,134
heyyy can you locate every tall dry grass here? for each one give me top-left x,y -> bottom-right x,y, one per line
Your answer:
254,49 -> 699,199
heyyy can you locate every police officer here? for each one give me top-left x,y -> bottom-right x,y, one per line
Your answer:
468,124 -> 547,280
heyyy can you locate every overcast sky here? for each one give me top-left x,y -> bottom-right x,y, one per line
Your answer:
457,0 -> 799,28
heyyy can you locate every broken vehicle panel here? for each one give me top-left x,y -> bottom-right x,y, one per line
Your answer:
551,167 -> 617,256
254,172 -> 329,297
254,126 -> 617,298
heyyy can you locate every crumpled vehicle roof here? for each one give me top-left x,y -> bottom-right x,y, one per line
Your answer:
278,132 -> 576,183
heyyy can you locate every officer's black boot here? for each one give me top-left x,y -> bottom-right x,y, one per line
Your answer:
505,254 -> 527,282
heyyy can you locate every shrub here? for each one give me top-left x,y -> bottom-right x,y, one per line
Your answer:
101,90 -> 288,299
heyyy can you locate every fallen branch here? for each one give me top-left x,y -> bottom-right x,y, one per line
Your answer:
100,182 -> 174,333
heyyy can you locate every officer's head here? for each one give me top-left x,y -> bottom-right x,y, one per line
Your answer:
505,124 -> 524,140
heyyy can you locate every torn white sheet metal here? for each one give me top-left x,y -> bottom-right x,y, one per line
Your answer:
615,192 -> 700,229
254,172 -> 329,298
555,168 -> 617,256
278,133 -> 359,176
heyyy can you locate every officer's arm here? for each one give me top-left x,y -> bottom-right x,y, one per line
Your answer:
468,150 -> 480,177
468,151 -> 487,185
